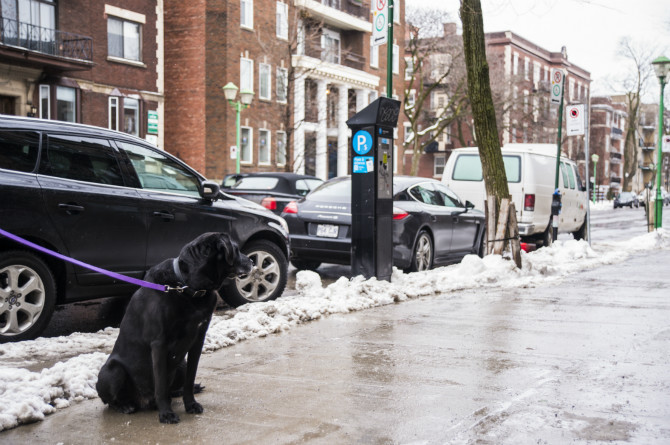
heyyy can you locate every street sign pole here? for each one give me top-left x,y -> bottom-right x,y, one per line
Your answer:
386,0 -> 394,98
552,72 -> 566,243
584,100 -> 592,245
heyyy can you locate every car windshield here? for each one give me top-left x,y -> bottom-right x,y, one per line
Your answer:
233,177 -> 280,190
619,192 -> 634,199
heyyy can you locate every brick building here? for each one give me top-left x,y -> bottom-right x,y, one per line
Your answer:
0,0 -> 163,145
165,0 -> 406,181
406,27 -> 592,180
589,96 -> 627,197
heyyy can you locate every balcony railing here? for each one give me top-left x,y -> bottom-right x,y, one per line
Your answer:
611,126 -> 623,140
1,17 -> 93,62
609,151 -> 622,160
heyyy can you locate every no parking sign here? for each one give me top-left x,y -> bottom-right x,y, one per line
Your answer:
566,104 -> 585,136
372,0 -> 387,46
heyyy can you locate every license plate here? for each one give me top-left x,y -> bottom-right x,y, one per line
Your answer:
316,224 -> 339,238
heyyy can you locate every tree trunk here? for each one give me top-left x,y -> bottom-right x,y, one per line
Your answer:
459,0 -> 511,218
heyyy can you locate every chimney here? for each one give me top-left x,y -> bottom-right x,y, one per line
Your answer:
443,22 -> 457,36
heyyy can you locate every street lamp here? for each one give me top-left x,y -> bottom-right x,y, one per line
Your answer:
591,153 -> 599,204
651,55 -> 670,229
222,82 -> 254,174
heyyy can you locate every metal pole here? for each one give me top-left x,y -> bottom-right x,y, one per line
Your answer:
655,77 -> 665,229
552,73 -> 566,241
584,99 -> 591,245
386,0 -> 394,98
592,160 -> 597,204
235,102 -> 241,174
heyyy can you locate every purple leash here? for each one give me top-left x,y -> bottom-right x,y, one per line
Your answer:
0,227 -> 168,292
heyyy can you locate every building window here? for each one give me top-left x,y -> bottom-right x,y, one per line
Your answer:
370,37 -> 379,68
407,89 -> 416,107
240,57 -> 253,92
523,90 -> 529,113
276,67 -> 288,102
276,1 -> 288,39
259,63 -> 271,100
296,20 -> 305,55
434,155 -> 445,177
39,84 -> 50,119
259,129 -> 270,164
404,57 -> 413,79
123,97 -> 139,136
513,52 -> 519,76
524,57 -> 529,80
321,29 -> 340,64
393,44 -> 399,74
240,126 -> 253,163
108,17 -> 141,61
241,0 -> 253,29
56,86 -> 75,122
109,96 -> 119,131
276,131 -> 287,166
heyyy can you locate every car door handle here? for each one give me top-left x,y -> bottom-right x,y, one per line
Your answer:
431,215 -> 437,222
152,211 -> 175,221
58,203 -> 85,214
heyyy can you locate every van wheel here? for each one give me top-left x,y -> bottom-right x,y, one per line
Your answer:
573,221 -> 587,241
541,223 -> 553,248
0,251 -> 57,343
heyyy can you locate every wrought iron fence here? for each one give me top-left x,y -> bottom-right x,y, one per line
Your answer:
0,17 -> 92,62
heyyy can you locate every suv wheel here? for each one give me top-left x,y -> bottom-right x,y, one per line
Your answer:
0,251 -> 56,343
221,240 -> 287,307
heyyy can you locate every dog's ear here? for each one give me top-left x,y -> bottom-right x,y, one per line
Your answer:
217,233 -> 236,266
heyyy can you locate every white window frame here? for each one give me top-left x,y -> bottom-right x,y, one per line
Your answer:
276,1 -> 288,40
296,20 -> 305,55
524,57 -> 530,80
513,52 -> 519,76
276,67 -> 288,103
434,155 -> 445,177
107,16 -> 142,62
392,44 -> 399,74
56,86 -> 76,123
39,84 -> 50,120
240,126 -> 253,164
404,56 -> 413,79
276,131 -> 287,166
123,97 -> 139,136
407,89 -> 416,107
108,96 -> 119,131
370,37 -> 379,68
240,57 -> 253,93
241,0 -> 253,29
258,128 -> 271,165
259,63 -> 271,100
393,1 -> 400,24
321,28 -> 341,64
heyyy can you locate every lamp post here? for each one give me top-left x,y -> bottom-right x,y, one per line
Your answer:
651,56 -> 670,229
222,82 -> 254,174
591,153 -> 599,204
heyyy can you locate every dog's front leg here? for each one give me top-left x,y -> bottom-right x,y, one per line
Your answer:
183,323 -> 209,414
151,341 -> 180,424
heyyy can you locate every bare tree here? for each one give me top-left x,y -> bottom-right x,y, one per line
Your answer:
616,37 -> 657,191
403,9 -> 470,175
460,0 -> 520,264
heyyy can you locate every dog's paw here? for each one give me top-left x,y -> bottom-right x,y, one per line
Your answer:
159,411 -> 180,424
185,401 -> 204,414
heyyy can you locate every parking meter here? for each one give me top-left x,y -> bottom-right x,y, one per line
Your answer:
346,97 -> 401,280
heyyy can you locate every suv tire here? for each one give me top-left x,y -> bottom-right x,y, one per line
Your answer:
221,240 -> 287,307
0,251 -> 57,342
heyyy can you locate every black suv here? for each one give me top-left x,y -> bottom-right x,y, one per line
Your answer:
0,116 -> 289,342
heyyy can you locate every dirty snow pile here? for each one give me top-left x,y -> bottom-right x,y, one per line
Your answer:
0,229 -> 668,432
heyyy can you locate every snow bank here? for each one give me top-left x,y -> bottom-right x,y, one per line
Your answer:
0,229 -> 667,431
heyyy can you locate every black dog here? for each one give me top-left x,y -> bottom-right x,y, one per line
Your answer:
96,232 -> 253,424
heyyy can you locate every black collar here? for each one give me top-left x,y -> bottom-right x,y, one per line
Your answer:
171,258 -> 207,298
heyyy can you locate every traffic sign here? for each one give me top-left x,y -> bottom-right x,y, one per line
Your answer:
147,110 -> 158,134
550,68 -> 564,105
566,104 -> 585,136
230,145 -> 238,159
663,135 -> 670,153
353,130 -> 373,155
372,0 -> 387,46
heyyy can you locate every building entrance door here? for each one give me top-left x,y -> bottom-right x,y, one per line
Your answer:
0,96 -> 17,115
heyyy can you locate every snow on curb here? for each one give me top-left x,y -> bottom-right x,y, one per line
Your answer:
0,229 -> 667,431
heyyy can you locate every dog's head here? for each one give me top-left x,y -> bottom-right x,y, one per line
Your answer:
175,232 -> 253,292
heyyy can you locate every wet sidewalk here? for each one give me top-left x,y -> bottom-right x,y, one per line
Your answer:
4,250 -> 670,444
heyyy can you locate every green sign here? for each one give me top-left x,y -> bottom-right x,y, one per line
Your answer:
147,110 -> 158,134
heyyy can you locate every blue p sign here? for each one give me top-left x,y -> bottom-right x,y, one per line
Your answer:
353,130 -> 373,155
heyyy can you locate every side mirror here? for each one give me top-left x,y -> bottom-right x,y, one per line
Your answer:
465,200 -> 475,210
200,180 -> 220,200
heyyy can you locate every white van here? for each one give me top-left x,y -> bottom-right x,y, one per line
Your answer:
441,143 -> 587,244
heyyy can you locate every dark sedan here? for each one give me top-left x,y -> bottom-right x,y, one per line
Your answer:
281,176 -> 486,272
224,172 -> 323,215
614,192 -> 639,209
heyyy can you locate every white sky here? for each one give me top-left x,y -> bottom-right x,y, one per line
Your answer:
405,0 -> 670,99
1,204 -> 669,432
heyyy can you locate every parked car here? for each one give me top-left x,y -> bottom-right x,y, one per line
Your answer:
0,116 -> 289,342
281,176 -> 486,272
638,188 -> 670,208
613,192 -> 639,209
442,143 -> 588,246
224,172 -> 323,215
221,173 -> 248,189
